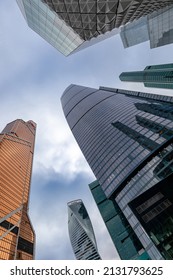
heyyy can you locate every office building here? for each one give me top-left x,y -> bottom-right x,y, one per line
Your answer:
68,199 -> 101,260
89,180 -> 150,260
120,16 -> 149,48
0,119 -> 36,260
120,63 -> 173,89
120,4 -> 173,49
61,84 -> 173,259
16,0 -> 173,56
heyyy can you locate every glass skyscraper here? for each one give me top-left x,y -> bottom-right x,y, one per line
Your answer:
120,16 -> 149,48
0,119 -> 36,260
89,180 -> 150,260
120,4 -> 173,49
16,0 -> 173,56
61,85 -> 173,259
68,199 -> 101,260
120,63 -> 173,89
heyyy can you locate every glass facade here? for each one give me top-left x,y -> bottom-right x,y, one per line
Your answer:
89,180 -> 150,260
120,4 -> 173,50
129,174 -> 173,259
0,119 -> 36,260
61,84 -> 173,259
68,199 -> 101,260
16,0 -> 173,55
16,0 -> 84,56
120,16 -> 149,48
148,5 -> 173,48
120,63 -> 173,90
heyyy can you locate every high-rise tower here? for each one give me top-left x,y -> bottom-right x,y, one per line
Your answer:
61,85 -> 173,260
120,63 -> 173,89
89,180 -> 150,260
68,199 -> 101,260
120,4 -> 173,49
0,119 -> 36,260
16,0 -> 173,56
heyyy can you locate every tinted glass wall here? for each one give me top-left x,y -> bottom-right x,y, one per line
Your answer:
68,199 -> 101,260
0,120 -> 36,260
89,180 -> 150,260
61,85 -> 173,259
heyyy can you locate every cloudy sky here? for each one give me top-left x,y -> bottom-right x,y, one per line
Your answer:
1,1 -> 173,260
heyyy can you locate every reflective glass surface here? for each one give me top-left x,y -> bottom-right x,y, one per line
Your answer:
17,0 -> 83,56
120,16 -> 149,48
148,5 -> 173,48
0,120 -> 36,260
120,63 -> 173,90
129,175 -> 173,259
62,84 -> 173,260
89,180 -> 150,260
62,85 -> 173,198
120,4 -> 173,50
17,1 -> 173,55
68,200 -> 101,260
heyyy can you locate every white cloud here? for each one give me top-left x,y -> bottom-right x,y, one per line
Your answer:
1,0 -> 173,262
31,200 -> 74,259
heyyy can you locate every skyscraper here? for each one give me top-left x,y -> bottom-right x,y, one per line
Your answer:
0,119 -> 36,260
120,4 -> 173,49
68,199 -> 101,260
89,180 -> 150,260
120,16 -> 149,48
61,84 -> 173,259
120,63 -> 173,89
16,0 -> 173,56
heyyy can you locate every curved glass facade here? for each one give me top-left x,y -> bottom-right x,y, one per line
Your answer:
62,85 -> 173,259
68,199 -> 101,260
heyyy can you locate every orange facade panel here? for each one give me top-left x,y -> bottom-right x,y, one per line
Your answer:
0,120 -> 36,260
